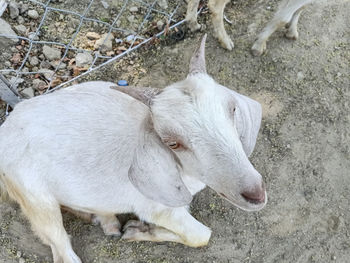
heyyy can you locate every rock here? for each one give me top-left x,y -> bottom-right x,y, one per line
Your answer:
157,20 -> 164,31
9,77 -> 24,89
9,2 -> 19,19
17,16 -> 25,24
127,15 -> 135,23
4,61 -> 12,68
0,18 -> 18,43
38,69 -> 55,81
50,60 -> 66,70
125,34 -> 135,43
21,87 -> 34,98
14,25 -> 27,35
43,45 -> 61,60
100,0 -> 109,9
86,32 -> 100,40
75,52 -> 93,67
29,56 -> 39,66
19,258 -> 25,263
28,10 -> 39,19
32,79 -> 46,91
129,6 -> 138,13
297,71 -> 304,81
19,3 -> 29,14
28,32 -> 39,40
157,0 -> 168,9
40,60 -> 51,69
94,33 -> 114,51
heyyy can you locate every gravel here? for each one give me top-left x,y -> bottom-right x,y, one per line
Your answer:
43,45 -> 61,61
75,52 -> 93,67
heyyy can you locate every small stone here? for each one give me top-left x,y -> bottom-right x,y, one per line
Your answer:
50,60 -> 66,70
297,71 -> 304,81
19,258 -> 25,263
100,0 -> 109,9
14,25 -> 27,35
9,2 -> 20,19
28,10 -> 39,19
75,52 -> 93,67
156,20 -> 164,31
21,87 -> 35,98
32,79 -> 46,91
20,4 -> 29,14
127,15 -> 135,23
0,18 -> 18,43
43,45 -> 61,60
4,61 -> 12,67
16,251 -> 22,257
157,0 -> 168,9
17,16 -> 25,24
28,32 -> 39,40
32,66 -> 38,71
86,32 -> 100,40
129,6 -> 138,12
94,33 -> 114,51
40,60 -> 51,69
38,69 -> 55,81
29,56 -> 39,66
9,77 -> 24,89
125,34 -> 135,43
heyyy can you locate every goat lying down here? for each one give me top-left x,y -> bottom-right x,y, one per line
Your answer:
0,35 -> 266,263
186,0 -> 313,55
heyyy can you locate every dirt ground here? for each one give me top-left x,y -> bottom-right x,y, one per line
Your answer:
1,0 -> 349,262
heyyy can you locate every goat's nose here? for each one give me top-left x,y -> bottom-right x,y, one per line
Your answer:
241,182 -> 266,204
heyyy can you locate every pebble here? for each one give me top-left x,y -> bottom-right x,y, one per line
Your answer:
38,69 -> 55,81
100,0 -> 109,9
297,71 -> 304,81
28,32 -> 39,40
94,33 -> 114,51
129,6 -> 138,13
40,60 -> 51,69
19,3 -> 29,14
32,79 -> 46,91
21,87 -> 35,98
28,10 -> 39,19
9,2 -> 20,19
75,52 -> 93,67
127,15 -> 135,23
157,0 -> 168,9
14,25 -> 27,35
4,61 -> 12,68
9,77 -> 24,89
157,20 -> 164,31
19,258 -> 25,263
86,32 -> 100,40
50,60 -> 66,70
125,34 -> 135,43
29,56 -> 39,66
17,16 -> 25,24
0,18 -> 18,43
43,45 -> 61,61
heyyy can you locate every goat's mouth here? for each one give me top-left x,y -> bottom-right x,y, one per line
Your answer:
218,192 -> 267,212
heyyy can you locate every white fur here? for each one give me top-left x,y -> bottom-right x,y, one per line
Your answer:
0,37 -> 266,262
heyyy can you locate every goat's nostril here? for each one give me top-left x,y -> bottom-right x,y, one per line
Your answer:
241,189 -> 265,204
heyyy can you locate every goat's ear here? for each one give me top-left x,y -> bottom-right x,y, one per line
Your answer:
233,92 -> 262,157
188,34 -> 207,75
128,119 -> 192,207
110,86 -> 161,107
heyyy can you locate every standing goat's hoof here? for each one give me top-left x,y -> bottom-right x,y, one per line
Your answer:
251,40 -> 266,56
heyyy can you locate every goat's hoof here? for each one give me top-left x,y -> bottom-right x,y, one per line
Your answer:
187,21 -> 201,32
219,37 -> 234,51
285,30 -> 299,40
251,41 -> 266,56
102,223 -> 122,237
122,220 -> 151,241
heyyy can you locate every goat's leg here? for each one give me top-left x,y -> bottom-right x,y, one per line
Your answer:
92,214 -> 122,237
21,199 -> 81,263
208,0 -> 233,50
186,0 -> 201,31
285,8 -> 304,40
122,207 -> 211,247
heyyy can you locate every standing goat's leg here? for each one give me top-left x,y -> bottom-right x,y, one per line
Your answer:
208,0 -> 234,50
285,8 -> 304,40
122,207 -> 211,247
186,0 -> 201,31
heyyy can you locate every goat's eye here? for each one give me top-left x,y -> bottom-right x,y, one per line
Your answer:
168,141 -> 181,150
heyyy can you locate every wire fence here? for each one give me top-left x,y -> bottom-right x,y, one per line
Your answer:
0,0 -> 194,121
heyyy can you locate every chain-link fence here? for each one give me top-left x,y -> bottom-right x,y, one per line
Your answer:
0,0 -> 198,121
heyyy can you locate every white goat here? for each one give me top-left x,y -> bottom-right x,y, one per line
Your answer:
0,35 -> 266,263
186,0 -> 313,55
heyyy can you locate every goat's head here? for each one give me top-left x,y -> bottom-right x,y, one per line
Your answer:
112,35 -> 266,211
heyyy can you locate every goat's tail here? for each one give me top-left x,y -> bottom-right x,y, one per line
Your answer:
0,172 -> 10,202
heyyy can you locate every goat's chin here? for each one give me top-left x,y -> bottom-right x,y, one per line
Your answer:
218,192 -> 267,212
